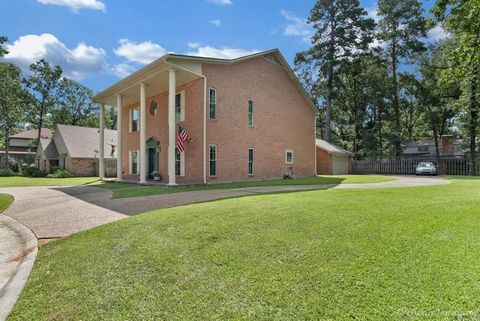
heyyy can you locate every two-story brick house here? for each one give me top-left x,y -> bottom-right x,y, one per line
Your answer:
94,49 -> 317,184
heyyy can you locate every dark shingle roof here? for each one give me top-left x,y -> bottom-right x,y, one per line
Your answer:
316,139 -> 353,156
11,128 -> 53,139
39,139 -> 58,158
56,124 -> 117,158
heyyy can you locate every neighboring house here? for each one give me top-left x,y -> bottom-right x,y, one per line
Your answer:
36,124 -> 117,176
0,128 -> 52,164
316,139 -> 353,175
401,135 -> 465,160
94,49 -> 317,184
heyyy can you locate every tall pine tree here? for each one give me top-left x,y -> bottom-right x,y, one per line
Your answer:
377,0 -> 427,157
295,0 -> 374,142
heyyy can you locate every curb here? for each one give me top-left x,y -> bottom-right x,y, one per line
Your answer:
0,215 -> 38,321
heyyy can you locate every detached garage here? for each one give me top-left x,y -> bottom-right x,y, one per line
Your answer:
316,139 -> 353,175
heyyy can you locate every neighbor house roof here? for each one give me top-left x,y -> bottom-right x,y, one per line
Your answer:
94,49 -> 318,114
56,124 -> 117,158
316,139 -> 353,156
39,138 -> 58,158
11,128 -> 53,139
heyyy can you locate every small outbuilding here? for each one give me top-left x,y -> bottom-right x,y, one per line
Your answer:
316,139 -> 353,175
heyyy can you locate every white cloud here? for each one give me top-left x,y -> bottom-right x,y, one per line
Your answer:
37,0 -> 105,12
367,6 -> 379,23
187,45 -> 259,59
280,9 -> 312,43
111,63 -> 136,78
427,25 -> 450,42
209,19 -> 222,27
207,0 -> 232,5
4,33 -> 106,79
114,39 -> 168,64
187,42 -> 201,49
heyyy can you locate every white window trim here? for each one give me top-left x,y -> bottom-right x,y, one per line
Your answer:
176,91 -> 185,122
248,148 -> 254,176
130,107 -> 139,133
209,144 -> 217,177
130,150 -> 139,175
176,151 -> 185,177
209,87 -> 217,120
285,150 -> 294,164
248,99 -> 254,127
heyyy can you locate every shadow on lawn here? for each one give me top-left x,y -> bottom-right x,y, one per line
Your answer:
51,177 -> 346,216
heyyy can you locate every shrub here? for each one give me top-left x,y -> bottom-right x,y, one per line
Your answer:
0,168 -> 15,177
21,164 -> 46,177
47,169 -> 73,178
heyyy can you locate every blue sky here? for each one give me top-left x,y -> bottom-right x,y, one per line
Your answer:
1,0 -> 440,93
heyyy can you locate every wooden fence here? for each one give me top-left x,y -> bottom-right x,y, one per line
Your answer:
352,159 -> 480,176
94,158 -> 117,178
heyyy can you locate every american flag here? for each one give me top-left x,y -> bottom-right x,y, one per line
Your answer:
176,127 -> 189,153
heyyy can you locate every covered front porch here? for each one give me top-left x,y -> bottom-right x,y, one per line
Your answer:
95,55 -> 207,185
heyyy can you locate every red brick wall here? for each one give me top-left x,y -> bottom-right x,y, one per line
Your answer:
68,158 -> 96,176
121,56 -> 316,183
316,148 -> 332,175
203,57 -> 316,182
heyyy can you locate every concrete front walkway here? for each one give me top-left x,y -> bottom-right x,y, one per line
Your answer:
0,175 -> 450,240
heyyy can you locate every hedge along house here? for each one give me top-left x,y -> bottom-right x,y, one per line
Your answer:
94,49 -> 318,185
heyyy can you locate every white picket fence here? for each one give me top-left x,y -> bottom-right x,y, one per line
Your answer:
352,159 -> 480,176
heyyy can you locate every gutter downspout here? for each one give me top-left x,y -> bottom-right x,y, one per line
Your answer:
164,60 -> 208,184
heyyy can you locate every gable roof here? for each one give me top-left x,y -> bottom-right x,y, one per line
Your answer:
39,138 -> 58,158
11,128 -> 53,139
56,124 -> 117,158
316,139 -> 353,156
94,49 -> 318,114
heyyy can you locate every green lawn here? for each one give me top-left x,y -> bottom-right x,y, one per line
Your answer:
0,176 -> 99,187
0,194 -> 13,213
9,177 -> 480,320
95,175 -> 395,199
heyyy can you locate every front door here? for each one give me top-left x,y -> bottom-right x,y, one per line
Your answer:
148,148 -> 156,179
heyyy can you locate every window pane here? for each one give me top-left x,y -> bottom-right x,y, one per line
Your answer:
209,145 -> 217,176
248,149 -> 254,175
132,109 -> 138,132
248,100 -> 253,126
175,93 -> 181,122
209,89 -> 216,119
175,152 -> 181,176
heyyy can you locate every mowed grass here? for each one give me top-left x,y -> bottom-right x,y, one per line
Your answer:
0,194 -> 13,213
0,176 -> 99,187
9,177 -> 480,320
95,175 -> 395,199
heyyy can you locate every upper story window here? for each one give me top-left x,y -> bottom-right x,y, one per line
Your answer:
248,100 -> 254,127
209,144 -> 217,177
209,88 -> 217,119
150,101 -> 158,116
175,92 -> 185,122
130,108 -> 139,132
248,148 -> 254,176
285,150 -> 293,164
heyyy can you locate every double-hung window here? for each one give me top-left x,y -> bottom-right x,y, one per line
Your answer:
285,150 -> 294,164
247,100 -> 254,127
248,148 -> 254,176
175,92 -> 185,122
175,151 -> 185,176
209,88 -> 217,119
130,151 -> 138,174
131,108 -> 139,132
209,145 -> 217,177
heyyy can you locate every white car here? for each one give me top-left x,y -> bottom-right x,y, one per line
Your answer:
415,162 -> 437,175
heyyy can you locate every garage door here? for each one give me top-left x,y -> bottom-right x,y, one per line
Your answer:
332,156 -> 349,175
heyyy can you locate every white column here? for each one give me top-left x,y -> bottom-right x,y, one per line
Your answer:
116,94 -> 123,180
99,103 -> 105,180
168,68 -> 177,186
139,83 -> 147,184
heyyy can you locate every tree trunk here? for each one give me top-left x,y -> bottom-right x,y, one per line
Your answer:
468,63 -> 478,176
36,98 -> 46,168
324,17 -> 336,143
391,37 -> 401,158
3,121 -> 9,169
